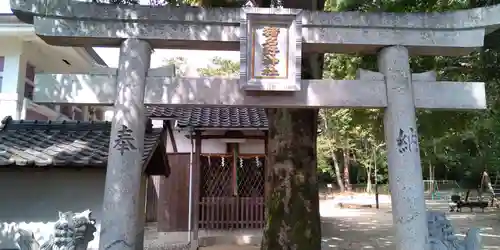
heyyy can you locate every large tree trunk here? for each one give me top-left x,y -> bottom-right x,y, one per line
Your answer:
262,108 -> 322,250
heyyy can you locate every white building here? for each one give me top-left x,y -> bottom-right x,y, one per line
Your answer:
0,13 -> 107,121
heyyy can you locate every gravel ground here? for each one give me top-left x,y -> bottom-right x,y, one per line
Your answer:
151,196 -> 500,250
320,200 -> 500,249
202,246 -> 260,250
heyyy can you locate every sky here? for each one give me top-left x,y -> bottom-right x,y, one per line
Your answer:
0,1 -> 239,75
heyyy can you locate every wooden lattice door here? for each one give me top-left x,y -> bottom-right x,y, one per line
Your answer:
199,155 -> 265,229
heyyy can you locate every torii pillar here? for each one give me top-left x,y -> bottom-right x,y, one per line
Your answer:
99,38 -> 151,250
379,46 -> 428,250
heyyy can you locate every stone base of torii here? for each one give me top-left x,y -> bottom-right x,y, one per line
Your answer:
10,1 -> 497,249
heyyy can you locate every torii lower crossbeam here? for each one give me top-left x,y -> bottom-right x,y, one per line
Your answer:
34,72 -> 485,110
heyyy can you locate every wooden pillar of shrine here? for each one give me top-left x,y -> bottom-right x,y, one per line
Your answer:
191,130 -> 202,250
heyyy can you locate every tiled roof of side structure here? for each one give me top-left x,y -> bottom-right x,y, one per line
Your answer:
0,117 -> 162,168
146,106 -> 182,118
145,106 -> 269,129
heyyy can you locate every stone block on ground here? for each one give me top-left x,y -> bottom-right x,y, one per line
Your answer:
427,211 -> 481,250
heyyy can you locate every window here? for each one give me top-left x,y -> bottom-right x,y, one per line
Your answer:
61,105 -> 73,118
95,109 -> 104,121
26,63 -> 35,82
24,84 -> 34,100
73,109 -> 83,120
25,110 -> 48,120
24,63 -> 36,100
72,105 -> 84,120
43,104 -> 56,110
0,56 -> 4,90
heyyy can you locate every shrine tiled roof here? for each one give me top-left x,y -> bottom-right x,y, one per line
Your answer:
0,116 -> 166,171
145,106 -> 269,129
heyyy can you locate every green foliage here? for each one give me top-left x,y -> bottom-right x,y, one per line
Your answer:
162,56 -> 239,77
197,57 -> 239,77
318,0 -> 500,189
163,56 -> 188,76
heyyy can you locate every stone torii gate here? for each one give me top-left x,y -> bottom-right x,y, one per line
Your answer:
10,0 -> 499,249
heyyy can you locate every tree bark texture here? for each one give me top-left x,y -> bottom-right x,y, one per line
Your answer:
262,108 -> 322,250
482,171 -> 495,197
343,148 -> 352,192
366,166 -> 372,193
332,150 -> 344,192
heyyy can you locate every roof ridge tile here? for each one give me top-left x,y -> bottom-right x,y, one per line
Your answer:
144,106 -> 268,129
